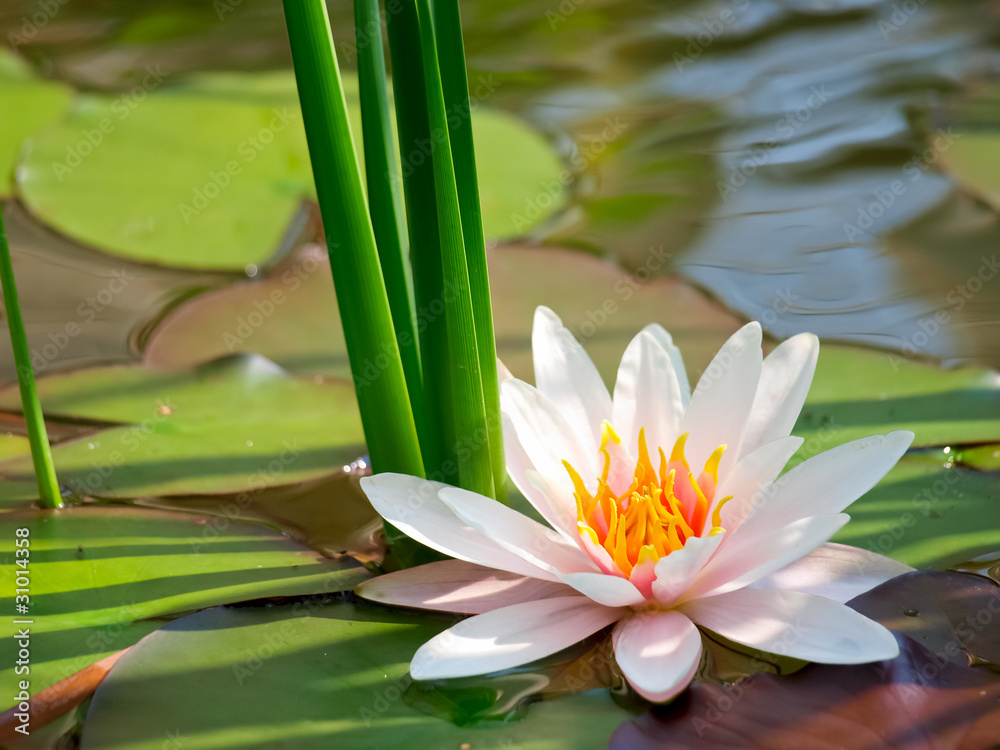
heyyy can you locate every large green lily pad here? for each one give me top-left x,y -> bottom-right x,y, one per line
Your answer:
143,244 -> 745,383
0,506 -> 368,695
0,51 -> 73,197
0,354 -> 365,504
833,454 -> 1000,569
17,83 -> 310,271
16,71 -> 565,270
795,345 -> 1000,463
81,600 -> 632,750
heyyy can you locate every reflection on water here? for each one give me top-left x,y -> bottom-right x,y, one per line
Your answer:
1,0 -> 999,377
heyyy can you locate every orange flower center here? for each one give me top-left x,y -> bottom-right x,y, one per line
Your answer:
563,425 -> 731,577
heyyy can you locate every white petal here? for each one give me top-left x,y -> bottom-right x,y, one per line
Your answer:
361,474 -> 556,581
356,560 -> 574,614
496,358 -> 515,384
438,487 -> 597,577
747,542 -> 914,603
641,324 -> 691,408
716,435 -> 804,532
679,322 -> 763,476
650,533 -> 724,607
680,588 -> 900,664
612,330 -> 684,454
612,610 -> 702,703
411,596 -> 625,679
501,377 -> 595,482
557,572 -> 647,607
742,333 -> 819,454
733,431 -> 914,541
574,523 -> 621,575
684,513 -> 850,600
503,414 -> 578,539
603,435 -> 637,497
532,306 -> 612,458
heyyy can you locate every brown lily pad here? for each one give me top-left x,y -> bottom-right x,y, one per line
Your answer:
143,243 -> 746,386
610,633 -> 1000,750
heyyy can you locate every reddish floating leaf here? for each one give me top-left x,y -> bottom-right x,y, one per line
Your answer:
610,633 -> 1000,750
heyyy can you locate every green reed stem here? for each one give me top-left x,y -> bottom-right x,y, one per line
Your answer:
410,0 -> 495,500
384,0 -> 450,478
353,0 -> 428,452
0,207 -> 62,508
432,0 -> 505,500
281,0 -> 423,480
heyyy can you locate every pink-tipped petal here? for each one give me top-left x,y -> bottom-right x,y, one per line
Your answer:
629,556 -> 657,599
640,324 -> 691,408
742,333 -> 819,454
613,610 -> 703,703
680,588 -> 900,664
557,572 -> 648,607
733,431 -> 914,542
651,533 -> 724,607
747,542 -> 914,603
604,434 -> 637,497
684,514 -> 851,600
612,330 -> 684,455
411,596 -> 625,679
575,523 -> 621,575
502,377 -> 596,484
361,474 -> 556,581
504,414 -> 579,539
679,322 -> 763,476
716,435 -> 804,533
532,306 -> 612,458
438,487 -> 597,577
356,560 -> 574,615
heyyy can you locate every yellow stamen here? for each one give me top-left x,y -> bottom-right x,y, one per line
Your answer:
563,428 -> 731,579
688,471 -> 709,533
704,444 -> 727,483
711,494 -> 734,530
670,432 -> 690,467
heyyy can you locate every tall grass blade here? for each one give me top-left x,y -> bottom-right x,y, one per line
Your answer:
384,0 -> 451,479
280,0 -> 423,480
353,0 -> 427,450
432,0 -> 505,500
0,207 -> 62,508
410,0 -> 495,499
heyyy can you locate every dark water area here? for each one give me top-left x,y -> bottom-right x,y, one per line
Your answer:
2,0 -> 1000,378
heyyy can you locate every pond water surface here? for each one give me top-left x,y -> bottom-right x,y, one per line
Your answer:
2,0 -> 999,377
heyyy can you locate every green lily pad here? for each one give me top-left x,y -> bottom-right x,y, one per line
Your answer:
0,506 -> 368,694
0,354 -> 365,504
0,431 -> 30,460
0,51 -> 73,197
955,443 -> 1000,471
941,132 -> 1000,210
795,345 -> 1000,463
142,465 -> 387,564
833,454 -> 1000,569
17,82 -> 310,271
16,70 -> 565,270
143,244 -> 745,383
80,600 -> 632,750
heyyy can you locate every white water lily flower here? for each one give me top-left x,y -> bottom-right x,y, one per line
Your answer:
358,308 -> 914,702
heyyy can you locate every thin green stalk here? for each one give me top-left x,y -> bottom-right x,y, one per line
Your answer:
0,206 -> 62,508
384,0 -> 450,479
432,0 -> 505,500
281,0 -> 423,480
411,0 -> 495,500
353,0 -> 428,452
